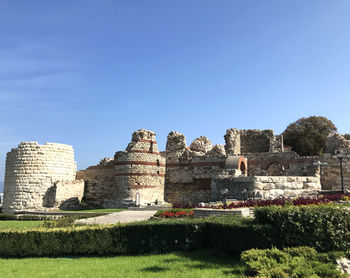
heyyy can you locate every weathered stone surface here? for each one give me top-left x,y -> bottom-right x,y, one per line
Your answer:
190,136 -> 213,154
5,127 -> 349,211
224,128 -> 240,155
99,158 -> 113,165
3,142 -> 79,214
326,132 -> 350,154
166,131 -> 186,152
126,129 -> 158,152
207,144 -> 226,156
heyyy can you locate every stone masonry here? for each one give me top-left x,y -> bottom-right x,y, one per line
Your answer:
3,128 -> 350,212
2,142 -> 82,213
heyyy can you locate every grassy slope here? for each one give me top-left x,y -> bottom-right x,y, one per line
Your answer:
0,221 -> 44,230
0,251 -> 244,278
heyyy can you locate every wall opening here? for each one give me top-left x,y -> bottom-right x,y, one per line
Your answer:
267,162 -> 285,176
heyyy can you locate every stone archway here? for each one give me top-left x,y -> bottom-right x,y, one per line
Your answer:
267,162 -> 285,176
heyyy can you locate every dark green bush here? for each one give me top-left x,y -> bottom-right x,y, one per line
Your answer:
254,206 -> 350,252
0,216 -> 267,257
241,246 -> 346,278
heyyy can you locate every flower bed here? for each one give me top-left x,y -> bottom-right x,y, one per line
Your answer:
159,210 -> 194,218
210,194 -> 350,209
154,209 -> 194,218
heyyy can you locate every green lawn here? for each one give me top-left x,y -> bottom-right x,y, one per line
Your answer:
0,221 -> 44,230
0,251 -> 244,278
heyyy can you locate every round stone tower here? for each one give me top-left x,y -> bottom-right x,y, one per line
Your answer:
111,129 -> 166,207
3,142 -> 77,214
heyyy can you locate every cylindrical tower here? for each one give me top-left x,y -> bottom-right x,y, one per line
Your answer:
110,129 -> 166,207
3,142 -> 77,214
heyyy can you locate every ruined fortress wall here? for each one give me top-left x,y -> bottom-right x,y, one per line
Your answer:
3,142 -> 77,213
321,154 -> 350,191
78,129 -> 166,208
76,163 -> 117,208
224,129 -> 284,155
113,130 -> 165,207
165,132 -> 227,205
55,179 -> 85,209
244,152 -> 319,177
215,176 -> 320,200
165,155 -> 226,205
113,151 -> 166,207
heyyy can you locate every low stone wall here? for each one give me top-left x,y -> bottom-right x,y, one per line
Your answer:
214,175 -> 320,200
194,208 -> 251,218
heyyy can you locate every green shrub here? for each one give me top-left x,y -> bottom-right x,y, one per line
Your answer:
0,216 -> 268,257
254,206 -> 350,252
241,246 -> 346,278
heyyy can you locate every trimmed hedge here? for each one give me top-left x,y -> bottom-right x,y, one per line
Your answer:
255,206 -> 350,252
1,206 -> 350,257
0,217 -> 268,257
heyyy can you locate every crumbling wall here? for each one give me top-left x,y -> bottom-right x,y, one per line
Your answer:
214,175 -> 320,200
320,154 -> 350,191
224,129 -> 283,154
326,133 -> 350,155
240,129 -> 283,153
244,152 -> 319,177
55,180 -> 85,209
224,128 -> 240,155
76,160 -> 116,208
165,132 -> 227,205
113,129 -> 165,207
3,142 -> 78,213
77,129 -> 166,208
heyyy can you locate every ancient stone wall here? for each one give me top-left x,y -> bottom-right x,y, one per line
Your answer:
244,152 -> 319,177
165,132 -> 227,205
320,154 -> 350,191
214,175 -> 320,200
55,180 -> 84,209
224,129 -> 283,155
3,142 -> 78,213
77,129 -> 166,208
76,157 -> 117,208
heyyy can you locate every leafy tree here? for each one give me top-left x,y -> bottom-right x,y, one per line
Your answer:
283,116 -> 337,156
344,134 -> 350,140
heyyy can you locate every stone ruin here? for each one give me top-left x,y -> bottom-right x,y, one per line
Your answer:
2,128 -> 350,213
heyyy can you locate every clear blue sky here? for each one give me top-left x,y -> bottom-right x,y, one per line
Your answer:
1,0 -> 350,189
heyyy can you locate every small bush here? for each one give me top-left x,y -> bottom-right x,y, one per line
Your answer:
241,246 -> 346,278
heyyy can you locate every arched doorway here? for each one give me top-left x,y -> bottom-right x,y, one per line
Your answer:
267,162 -> 285,176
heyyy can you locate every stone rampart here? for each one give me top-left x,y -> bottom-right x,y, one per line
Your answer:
321,154 -> 350,191
165,131 -> 227,205
3,142 -> 78,213
245,152 -> 319,177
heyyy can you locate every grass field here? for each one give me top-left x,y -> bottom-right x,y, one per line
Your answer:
0,221 -> 44,230
0,251 -> 244,278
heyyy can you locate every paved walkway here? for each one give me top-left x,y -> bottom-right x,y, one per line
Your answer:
74,210 -> 157,225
